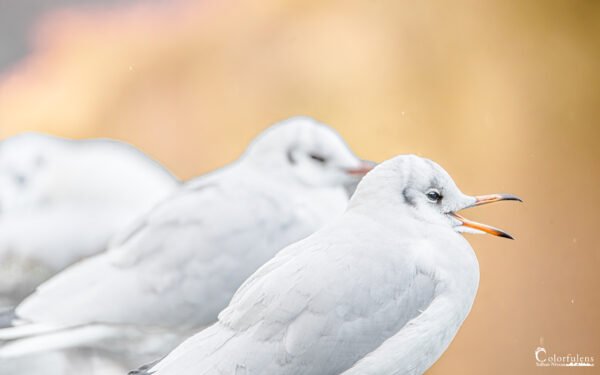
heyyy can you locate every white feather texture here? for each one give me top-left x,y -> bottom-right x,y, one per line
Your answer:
145,155 -> 484,375
0,117 -> 368,370
0,133 -> 178,307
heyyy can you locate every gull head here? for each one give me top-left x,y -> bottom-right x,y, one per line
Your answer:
0,133 -> 58,211
351,154 -> 522,239
243,116 -> 373,188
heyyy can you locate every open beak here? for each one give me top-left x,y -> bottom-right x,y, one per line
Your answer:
451,193 -> 522,240
473,193 -> 522,207
345,160 -> 376,176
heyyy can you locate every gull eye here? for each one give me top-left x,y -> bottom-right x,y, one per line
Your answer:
426,189 -> 442,203
309,154 -> 327,164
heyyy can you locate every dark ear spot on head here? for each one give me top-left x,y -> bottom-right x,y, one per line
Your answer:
286,149 -> 296,165
402,187 -> 415,207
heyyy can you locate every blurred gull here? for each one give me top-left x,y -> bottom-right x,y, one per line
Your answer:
0,133 -> 178,307
0,117 -> 372,370
133,154 -> 521,375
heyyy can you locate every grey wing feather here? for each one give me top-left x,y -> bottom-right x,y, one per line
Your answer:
129,359 -> 161,375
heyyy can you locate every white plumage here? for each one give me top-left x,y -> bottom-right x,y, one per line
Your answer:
0,133 -> 178,307
141,154 -> 519,375
0,117 -> 370,370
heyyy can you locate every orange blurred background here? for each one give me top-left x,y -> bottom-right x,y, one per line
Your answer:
0,0 -> 598,373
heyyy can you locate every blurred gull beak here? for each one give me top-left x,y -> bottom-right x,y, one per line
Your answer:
345,160 -> 376,176
450,193 -> 522,240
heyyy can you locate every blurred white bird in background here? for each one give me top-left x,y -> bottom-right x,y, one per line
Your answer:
0,133 -> 178,375
0,117 -> 372,373
135,155 -> 521,375
0,133 -> 178,308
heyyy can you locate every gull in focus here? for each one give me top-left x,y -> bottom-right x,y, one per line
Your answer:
135,154 -> 521,375
0,133 -> 178,307
0,117 -> 372,371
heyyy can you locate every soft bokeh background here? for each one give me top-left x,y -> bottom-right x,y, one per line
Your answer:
0,0 -> 598,373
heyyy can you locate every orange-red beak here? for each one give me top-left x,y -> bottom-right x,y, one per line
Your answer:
345,160 -> 376,176
451,193 -> 522,240
473,193 -> 522,206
